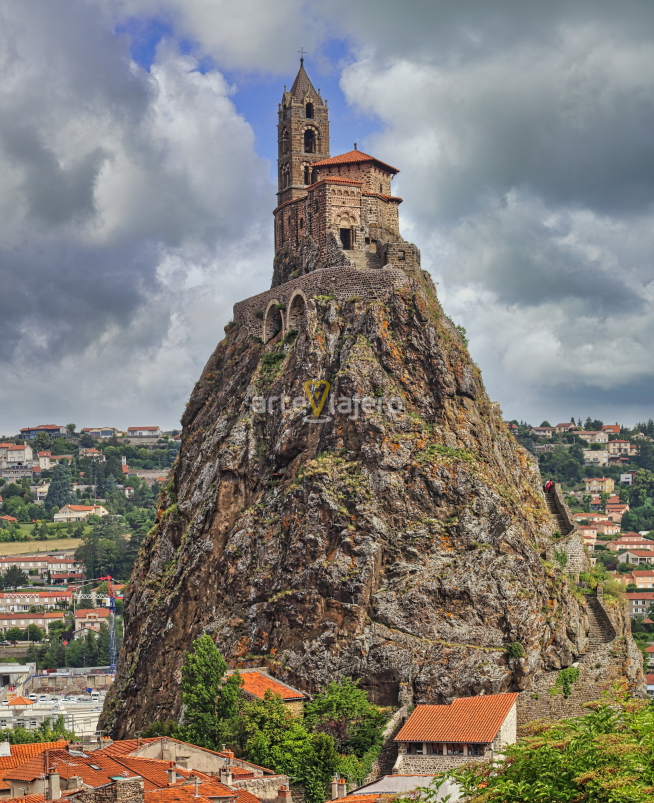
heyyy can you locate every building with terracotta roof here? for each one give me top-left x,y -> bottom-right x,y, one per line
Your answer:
617,550 -> 654,566
73,609 -> 110,637
230,670 -> 307,715
626,592 -> 654,617
646,673 -> 654,697
53,505 -> 108,524
585,477 -> 615,494
0,611 -> 65,634
394,693 -> 518,772
619,570 -> 654,589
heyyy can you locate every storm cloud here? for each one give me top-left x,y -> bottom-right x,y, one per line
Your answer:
1,0 -> 654,430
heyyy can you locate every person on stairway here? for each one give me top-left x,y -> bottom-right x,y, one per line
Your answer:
544,479 -> 553,492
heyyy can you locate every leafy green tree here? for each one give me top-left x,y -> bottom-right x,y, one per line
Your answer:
441,699 -> 654,802
97,622 -> 111,665
181,634 -> 228,748
25,624 -> 44,642
5,627 -> 23,642
5,566 -> 28,588
66,424 -> 76,435
44,464 -> 75,512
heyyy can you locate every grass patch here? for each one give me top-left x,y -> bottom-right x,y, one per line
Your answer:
0,537 -> 83,556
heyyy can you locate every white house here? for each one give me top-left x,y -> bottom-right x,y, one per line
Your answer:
53,504 -> 108,523
127,426 -> 161,437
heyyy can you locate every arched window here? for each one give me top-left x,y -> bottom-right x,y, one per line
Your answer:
311,168 -> 319,184
304,166 -> 310,185
306,102 -> 314,119
299,218 -> 304,229
304,129 -> 315,153
281,129 -> 289,155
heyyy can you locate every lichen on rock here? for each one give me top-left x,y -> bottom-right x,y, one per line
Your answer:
102,269 -> 643,737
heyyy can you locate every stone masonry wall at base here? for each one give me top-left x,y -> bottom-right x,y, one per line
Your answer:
396,755 -> 488,773
233,266 -> 408,338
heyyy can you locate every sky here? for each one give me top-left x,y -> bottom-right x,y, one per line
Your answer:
2,0 -> 654,433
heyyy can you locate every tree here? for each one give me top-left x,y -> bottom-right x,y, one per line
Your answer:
5,566 -> 28,588
25,624 -> 44,642
97,622 -> 111,665
44,464 -> 75,512
32,432 -> 53,451
540,420 -> 551,427
66,424 -> 76,435
5,627 -> 23,643
441,699 -> 654,802
181,634 -> 228,748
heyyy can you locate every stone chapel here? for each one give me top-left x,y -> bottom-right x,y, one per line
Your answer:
272,59 -> 419,287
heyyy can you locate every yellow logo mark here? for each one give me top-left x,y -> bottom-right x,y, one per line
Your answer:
304,380 -> 330,418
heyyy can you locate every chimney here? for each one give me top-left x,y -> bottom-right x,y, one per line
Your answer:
67,777 -> 83,790
47,773 -> 61,801
276,785 -> 292,803
338,780 -> 347,799
136,736 -> 142,748
331,777 -> 339,800
219,767 -> 232,786
176,757 -> 190,770
166,768 -> 177,785
223,750 -> 234,764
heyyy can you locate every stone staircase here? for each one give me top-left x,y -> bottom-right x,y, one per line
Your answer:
583,594 -> 616,652
544,489 -> 573,536
346,250 -> 382,270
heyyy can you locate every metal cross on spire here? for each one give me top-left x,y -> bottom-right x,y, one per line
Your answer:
298,48 -> 307,64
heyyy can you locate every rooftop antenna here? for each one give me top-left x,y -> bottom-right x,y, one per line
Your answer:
194,777 -> 199,797
298,47 -> 307,65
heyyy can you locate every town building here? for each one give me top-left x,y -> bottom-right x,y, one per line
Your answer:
625,592 -> 654,617
577,431 -> 609,444
617,550 -> 654,566
607,439 -> 639,457
602,424 -> 622,435
585,478 -> 615,494
229,670 -> 307,715
577,525 -> 598,546
78,448 -> 105,461
583,449 -> 608,467
0,611 -> 65,633
393,693 -> 518,772
19,426 -> 66,440
82,427 -> 118,438
529,427 -> 554,437
53,504 -> 108,523
619,570 -> 654,589
604,538 -> 654,552
0,590 -> 71,613
555,422 -> 577,433
73,608 -> 110,637
127,427 -> 161,438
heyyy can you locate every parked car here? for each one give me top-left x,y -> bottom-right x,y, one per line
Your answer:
38,696 -> 47,703
0,641 -> 11,646
28,693 -> 37,700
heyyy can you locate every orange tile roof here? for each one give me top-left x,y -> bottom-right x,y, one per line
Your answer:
145,781 -> 237,803
75,608 -> 110,618
239,672 -> 305,701
395,693 -> 519,744
7,697 -> 34,706
0,741 -> 68,769
98,738 -> 160,756
311,149 -> 399,173
1,795 -> 45,803
646,674 -> 654,683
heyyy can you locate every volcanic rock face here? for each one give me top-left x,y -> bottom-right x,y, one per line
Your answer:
103,271 -> 632,736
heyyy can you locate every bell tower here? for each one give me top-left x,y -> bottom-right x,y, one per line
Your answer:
277,57 -> 330,206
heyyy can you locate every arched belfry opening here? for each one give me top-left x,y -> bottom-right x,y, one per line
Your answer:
305,102 -> 314,119
263,304 -> 284,343
287,293 -> 307,330
304,129 -> 315,153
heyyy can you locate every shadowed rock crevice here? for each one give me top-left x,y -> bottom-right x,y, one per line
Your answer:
101,270 -> 643,737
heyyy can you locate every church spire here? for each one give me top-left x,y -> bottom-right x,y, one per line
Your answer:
277,58 -> 330,205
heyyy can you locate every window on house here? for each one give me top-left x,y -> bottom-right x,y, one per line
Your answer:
304,129 -> 315,153
398,250 -> 406,261
468,744 -> 484,757
306,102 -> 314,118
407,743 -> 423,755
426,743 -> 442,755
446,744 -> 464,756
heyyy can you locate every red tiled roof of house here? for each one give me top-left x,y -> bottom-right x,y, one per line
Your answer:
65,505 -> 98,512
0,741 -> 68,770
1,794 -> 46,803
626,592 -> 654,599
75,608 -> 110,619
395,693 -> 519,743
311,149 -> 399,173
645,645 -> 654,653
629,571 -> 654,577
621,550 -> 654,557
96,738 -> 160,756
128,427 -> 159,431
0,516 -> 18,523
144,781 -> 237,803
7,697 -> 34,707
646,674 -> 654,683
239,671 -> 305,701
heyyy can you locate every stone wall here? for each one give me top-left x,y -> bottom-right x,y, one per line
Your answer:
231,776 -> 291,801
233,266 -> 409,339
94,778 -> 144,803
396,754 -> 488,773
